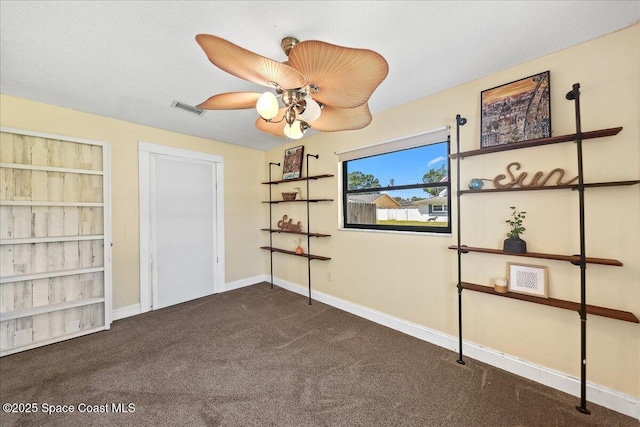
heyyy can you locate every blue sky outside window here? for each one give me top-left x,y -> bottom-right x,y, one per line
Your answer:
343,141 -> 451,233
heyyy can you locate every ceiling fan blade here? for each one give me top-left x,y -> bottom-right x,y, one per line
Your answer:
255,108 -> 287,136
196,34 -> 306,90
309,104 -> 372,132
288,40 -> 388,109
197,92 -> 262,110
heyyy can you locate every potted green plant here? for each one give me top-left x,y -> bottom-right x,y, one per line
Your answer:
504,206 -> 527,253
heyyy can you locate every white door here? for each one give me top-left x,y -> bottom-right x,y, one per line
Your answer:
151,154 -> 217,309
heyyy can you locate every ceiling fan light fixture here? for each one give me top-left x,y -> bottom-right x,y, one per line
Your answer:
298,96 -> 322,122
283,120 -> 306,139
256,92 -> 279,120
195,34 -> 388,139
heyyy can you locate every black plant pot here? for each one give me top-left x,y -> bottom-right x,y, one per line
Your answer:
503,237 -> 527,254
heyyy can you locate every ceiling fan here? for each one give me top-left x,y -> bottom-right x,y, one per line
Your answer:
195,34 -> 389,140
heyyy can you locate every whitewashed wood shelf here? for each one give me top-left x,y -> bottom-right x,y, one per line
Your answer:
0,297 -> 105,322
0,267 -> 104,284
0,201 -> 104,207
0,162 -> 103,175
0,235 -> 104,245
0,326 -> 106,357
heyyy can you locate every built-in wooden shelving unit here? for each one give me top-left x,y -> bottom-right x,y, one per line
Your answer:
0,127 -> 111,357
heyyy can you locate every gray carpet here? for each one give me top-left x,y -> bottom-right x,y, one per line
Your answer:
0,282 -> 637,426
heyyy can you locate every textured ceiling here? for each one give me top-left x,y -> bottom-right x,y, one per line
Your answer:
1,1 -> 639,151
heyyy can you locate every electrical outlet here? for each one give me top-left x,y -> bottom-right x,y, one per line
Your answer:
327,273 -> 332,282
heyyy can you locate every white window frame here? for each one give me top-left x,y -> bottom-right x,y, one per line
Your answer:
336,127 -> 451,234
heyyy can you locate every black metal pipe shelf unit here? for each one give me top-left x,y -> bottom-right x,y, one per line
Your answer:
452,83 -> 639,415
263,156 -> 333,304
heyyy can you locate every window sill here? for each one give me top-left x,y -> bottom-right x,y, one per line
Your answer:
338,227 -> 452,237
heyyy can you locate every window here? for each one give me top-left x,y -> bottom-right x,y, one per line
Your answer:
338,128 -> 451,233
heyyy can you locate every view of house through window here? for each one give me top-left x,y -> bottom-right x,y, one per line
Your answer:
342,140 -> 451,233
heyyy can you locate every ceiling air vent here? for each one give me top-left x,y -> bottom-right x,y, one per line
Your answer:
170,100 -> 205,116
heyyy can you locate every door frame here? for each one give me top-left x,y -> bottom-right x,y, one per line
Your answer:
138,142 -> 224,313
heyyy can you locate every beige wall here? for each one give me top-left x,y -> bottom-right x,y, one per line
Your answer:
0,95 -> 266,310
264,24 -> 639,398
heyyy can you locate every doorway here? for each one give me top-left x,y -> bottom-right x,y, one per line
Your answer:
139,142 -> 224,312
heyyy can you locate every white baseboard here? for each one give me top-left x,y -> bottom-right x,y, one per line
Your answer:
111,277 -> 262,321
270,276 -> 639,421
224,275 -> 266,292
112,304 -> 140,321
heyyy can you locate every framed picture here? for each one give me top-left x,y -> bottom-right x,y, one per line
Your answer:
507,263 -> 549,298
480,71 -> 551,148
282,145 -> 304,180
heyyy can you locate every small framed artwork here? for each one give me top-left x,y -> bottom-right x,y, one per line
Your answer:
282,145 -> 304,180
507,263 -> 549,298
480,71 -> 551,148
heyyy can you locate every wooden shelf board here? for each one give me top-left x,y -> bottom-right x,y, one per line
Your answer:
0,162 -> 103,175
0,297 -> 105,322
0,201 -> 104,207
262,174 -> 334,185
0,326 -> 106,358
582,180 -> 640,188
448,245 -> 623,266
263,199 -> 334,204
449,127 -> 623,159
460,282 -> 638,323
261,229 -> 331,237
260,246 -> 330,261
458,180 -> 639,194
0,235 -> 105,245
0,267 -> 105,284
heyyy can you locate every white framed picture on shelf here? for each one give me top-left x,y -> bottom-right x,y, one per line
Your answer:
507,263 -> 549,298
